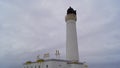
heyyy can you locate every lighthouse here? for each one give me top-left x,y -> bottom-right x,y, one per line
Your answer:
23,7 -> 88,68
65,7 -> 79,62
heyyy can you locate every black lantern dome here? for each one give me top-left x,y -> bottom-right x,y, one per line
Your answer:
67,7 -> 76,15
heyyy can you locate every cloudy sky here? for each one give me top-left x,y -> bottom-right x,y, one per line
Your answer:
0,0 -> 120,68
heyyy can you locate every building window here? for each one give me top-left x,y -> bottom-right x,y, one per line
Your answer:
59,65 -> 62,67
38,65 -> 40,68
46,65 -> 48,68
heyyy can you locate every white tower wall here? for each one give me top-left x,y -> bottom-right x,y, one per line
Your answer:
65,8 -> 79,62
66,20 -> 79,62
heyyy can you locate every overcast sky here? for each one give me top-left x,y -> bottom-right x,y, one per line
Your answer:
0,0 -> 120,68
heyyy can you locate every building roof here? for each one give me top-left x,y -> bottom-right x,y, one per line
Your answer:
24,59 -> 84,65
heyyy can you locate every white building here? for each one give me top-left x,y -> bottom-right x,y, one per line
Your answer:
24,59 -> 87,68
23,7 -> 88,68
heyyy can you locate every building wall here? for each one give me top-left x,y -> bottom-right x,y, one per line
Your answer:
24,61 -> 67,68
70,64 -> 84,68
48,61 -> 67,68
24,61 -> 86,68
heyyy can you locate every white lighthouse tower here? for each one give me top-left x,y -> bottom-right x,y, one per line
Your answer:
65,7 -> 79,62
23,7 -> 88,68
